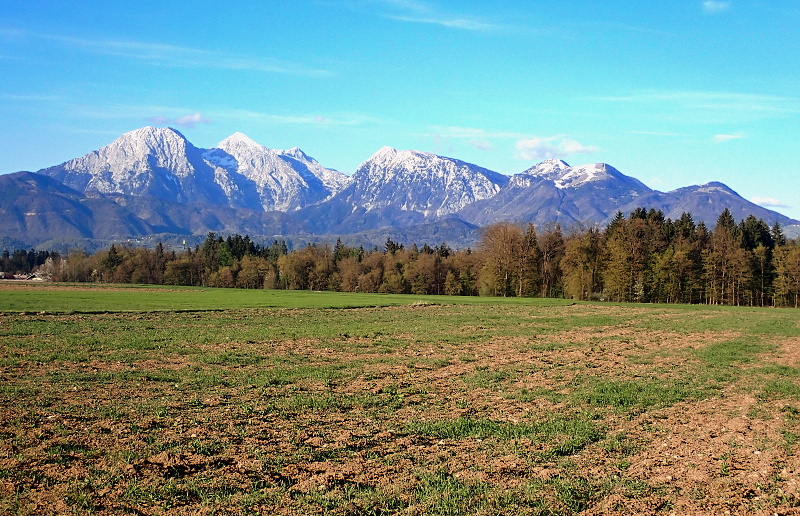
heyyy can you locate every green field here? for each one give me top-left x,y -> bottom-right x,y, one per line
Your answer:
1,283 -> 799,515
0,283 -> 576,313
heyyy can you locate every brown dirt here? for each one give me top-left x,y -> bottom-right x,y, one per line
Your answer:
1,304 -> 799,515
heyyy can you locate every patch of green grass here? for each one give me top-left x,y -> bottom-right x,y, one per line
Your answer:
405,414 -> 604,457
256,363 -> 354,388
760,379 -> 800,400
197,350 -> 267,366
508,386 -> 564,404
551,474 -> 594,513
462,367 -> 512,389
758,364 -> 800,377
279,393 -> 357,412
406,417 -> 532,440
696,338 -> 767,368
297,481 -> 408,516
575,378 -> 699,412
602,432 -> 640,457
190,438 -> 224,456
266,391 -> 405,415
415,469 -> 489,516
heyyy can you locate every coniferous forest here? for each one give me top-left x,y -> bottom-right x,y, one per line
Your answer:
6,208 -> 800,308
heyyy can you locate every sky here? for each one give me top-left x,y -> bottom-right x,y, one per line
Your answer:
2,0 -> 799,220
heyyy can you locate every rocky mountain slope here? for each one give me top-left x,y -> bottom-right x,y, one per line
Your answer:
39,127 -> 348,213
3,127 -> 798,249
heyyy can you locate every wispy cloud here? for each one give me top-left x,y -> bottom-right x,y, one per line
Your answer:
515,136 -> 597,161
212,108 -> 381,127
630,130 -> 690,137
428,125 -> 597,160
702,1 -> 731,14
468,139 -> 494,151
11,29 -> 332,77
711,133 -> 745,143
599,91 -> 798,111
428,125 -> 527,140
595,90 -> 800,123
751,196 -> 790,209
148,112 -> 210,129
371,0 -> 503,31
0,93 -> 61,102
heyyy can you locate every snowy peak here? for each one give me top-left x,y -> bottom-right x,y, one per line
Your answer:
278,147 -> 350,193
369,146 -> 399,162
357,147 -> 502,181
346,147 -> 509,216
556,163 -> 614,188
671,182 -> 739,197
110,126 -> 196,168
36,125 -> 206,200
128,125 -> 188,143
523,159 -> 571,179
35,126 -> 351,213
204,131 -> 348,211
282,147 -> 310,161
218,132 -> 263,151
521,160 -> 647,190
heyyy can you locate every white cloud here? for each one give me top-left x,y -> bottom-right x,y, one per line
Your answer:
751,196 -> 790,209
175,113 -> 210,128
703,1 -> 731,14
17,30 -> 332,77
630,130 -> 690,137
146,115 -> 171,125
430,126 -> 485,139
428,125 -> 527,140
427,126 -> 597,159
711,133 -> 745,143
211,108 -> 380,127
515,136 -> 597,161
148,112 -> 210,128
468,139 -> 494,151
593,90 -> 800,124
374,0 -> 502,31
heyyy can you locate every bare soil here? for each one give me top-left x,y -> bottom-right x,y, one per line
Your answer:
1,299 -> 799,515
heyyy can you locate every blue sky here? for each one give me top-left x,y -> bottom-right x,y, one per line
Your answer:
2,1 -> 799,219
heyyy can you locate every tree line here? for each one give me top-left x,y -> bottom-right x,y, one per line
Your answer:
7,208 -> 800,307
1,249 -> 59,278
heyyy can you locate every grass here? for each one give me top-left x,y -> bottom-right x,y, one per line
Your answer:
576,378 -> 701,411
2,284 -> 800,514
405,414 -> 605,458
0,282 -> 576,313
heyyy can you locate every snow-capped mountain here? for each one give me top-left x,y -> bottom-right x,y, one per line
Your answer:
459,160 -> 652,227
39,127 -> 347,213
39,126 -> 228,205
206,132 -> 348,212
280,146 -> 350,194
339,147 -> 509,217
5,126 -> 798,249
520,159 -> 571,179
521,160 -> 649,191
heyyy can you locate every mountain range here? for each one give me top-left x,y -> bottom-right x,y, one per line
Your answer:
1,126 -> 797,251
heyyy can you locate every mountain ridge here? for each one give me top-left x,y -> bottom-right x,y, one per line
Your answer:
3,126 -> 798,249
